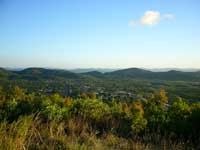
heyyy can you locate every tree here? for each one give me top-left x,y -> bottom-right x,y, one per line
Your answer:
189,102 -> 200,140
168,97 -> 191,136
143,89 -> 168,132
0,86 -> 5,109
50,94 -> 64,107
131,101 -> 147,134
64,97 -> 73,107
12,86 -> 25,101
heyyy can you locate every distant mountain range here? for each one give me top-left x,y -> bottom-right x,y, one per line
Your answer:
0,67 -> 200,81
104,68 -> 200,81
148,68 -> 200,72
5,67 -> 200,73
69,68 -> 117,73
70,68 -> 200,73
0,68 -> 82,81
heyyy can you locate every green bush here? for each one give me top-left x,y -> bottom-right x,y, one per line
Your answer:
71,98 -> 110,121
168,97 -> 191,135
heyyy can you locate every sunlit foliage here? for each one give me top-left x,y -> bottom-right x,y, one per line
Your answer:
0,86 -> 199,149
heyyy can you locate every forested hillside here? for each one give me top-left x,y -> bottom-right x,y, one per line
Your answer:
1,67 -> 200,81
0,68 -> 200,102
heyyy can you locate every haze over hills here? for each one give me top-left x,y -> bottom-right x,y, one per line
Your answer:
5,67 -> 200,73
1,67 -> 200,81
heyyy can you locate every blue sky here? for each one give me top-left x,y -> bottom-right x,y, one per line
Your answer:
0,0 -> 200,69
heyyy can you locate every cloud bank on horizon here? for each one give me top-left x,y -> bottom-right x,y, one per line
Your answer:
129,10 -> 174,28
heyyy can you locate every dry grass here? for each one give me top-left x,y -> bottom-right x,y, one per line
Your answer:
0,116 -> 196,150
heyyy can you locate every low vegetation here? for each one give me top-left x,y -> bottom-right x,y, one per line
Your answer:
0,86 -> 199,149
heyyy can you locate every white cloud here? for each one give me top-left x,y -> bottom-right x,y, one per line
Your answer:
140,11 -> 160,25
128,10 -> 174,28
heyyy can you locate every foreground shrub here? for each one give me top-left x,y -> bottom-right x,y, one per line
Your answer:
71,98 -> 110,121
